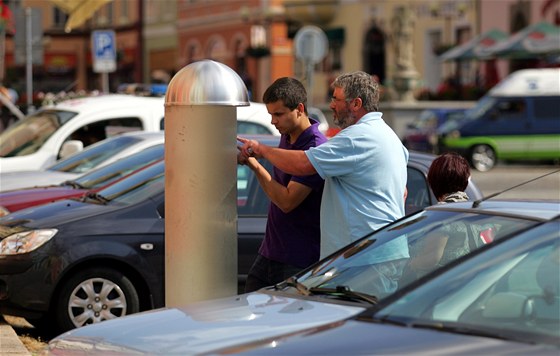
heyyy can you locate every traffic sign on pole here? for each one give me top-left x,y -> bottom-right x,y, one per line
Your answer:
92,30 -> 116,73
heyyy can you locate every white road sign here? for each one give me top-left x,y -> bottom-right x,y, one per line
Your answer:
92,30 -> 116,73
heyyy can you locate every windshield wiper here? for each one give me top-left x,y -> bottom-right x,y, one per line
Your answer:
308,286 -> 378,305
82,192 -> 110,204
62,180 -> 85,189
275,277 -> 311,296
409,321 -> 514,341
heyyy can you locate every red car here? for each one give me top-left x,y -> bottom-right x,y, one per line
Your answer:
0,144 -> 163,216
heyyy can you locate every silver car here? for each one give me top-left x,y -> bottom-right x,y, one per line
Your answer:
44,200 -> 559,355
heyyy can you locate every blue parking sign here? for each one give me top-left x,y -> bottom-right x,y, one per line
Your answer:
92,30 -> 116,73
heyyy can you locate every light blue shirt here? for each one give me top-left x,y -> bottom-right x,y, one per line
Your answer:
305,112 -> 409,258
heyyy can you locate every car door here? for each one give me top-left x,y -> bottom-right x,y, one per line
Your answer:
237,161 -> 270,280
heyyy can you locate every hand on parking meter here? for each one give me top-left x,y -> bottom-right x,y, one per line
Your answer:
237,137 -> 261,159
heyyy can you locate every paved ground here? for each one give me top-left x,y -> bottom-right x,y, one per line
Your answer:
0,316 -> 30,356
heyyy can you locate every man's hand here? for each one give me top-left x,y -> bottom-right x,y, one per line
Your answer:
237,136 -> 262,159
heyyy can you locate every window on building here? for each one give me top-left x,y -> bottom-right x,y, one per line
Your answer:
53,8 -> 68,29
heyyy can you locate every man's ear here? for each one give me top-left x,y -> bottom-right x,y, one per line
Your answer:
297,102 -> 306,115
352,97 -> 363,111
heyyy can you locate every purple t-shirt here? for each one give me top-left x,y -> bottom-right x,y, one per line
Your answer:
259,120 -> 327,268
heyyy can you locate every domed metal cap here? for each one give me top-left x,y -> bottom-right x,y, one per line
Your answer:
165,60 -> 249,106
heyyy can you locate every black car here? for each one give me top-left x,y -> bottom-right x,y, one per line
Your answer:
0,136 -> 482,333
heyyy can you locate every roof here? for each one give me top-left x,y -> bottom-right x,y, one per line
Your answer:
46,94 -> 165,113
489,68 -> 560,97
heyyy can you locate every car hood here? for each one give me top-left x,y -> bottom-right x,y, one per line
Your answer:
233,319 -> 559,355
0,186 -> 87,211
0,198 -> 113,234
47,291 -> 365,355
0,170 -> 78,192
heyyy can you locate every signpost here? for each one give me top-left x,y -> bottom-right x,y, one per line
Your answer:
294,26 -> 328,108
91,30 -> 116,93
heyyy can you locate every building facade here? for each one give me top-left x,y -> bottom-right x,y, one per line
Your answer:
3,0 -> 558,108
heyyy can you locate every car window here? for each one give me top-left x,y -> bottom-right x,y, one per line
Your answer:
237,160 -> 270,216
237,121 -> 273,135
405,167 -> 432,214
533,97 -> 559,121
414,110 -> 438,129
0,110 -> 77,157
94,160 -> 165,205
293,210 -> 537,300
72,145 -> 164,189
494,99 -> 526,119
375,221 -> 559,347
48,135 -> 144,174
65,117 -> 143,157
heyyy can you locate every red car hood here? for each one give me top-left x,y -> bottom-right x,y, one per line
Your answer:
0,186 -> 89,213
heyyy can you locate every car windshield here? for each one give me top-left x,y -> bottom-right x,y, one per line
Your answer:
69,144 -> 164,189
48,135 -> 146,174
289,209 -> 537,301
374,220 -> 560,347
0,110 -> 77,157
412,110 -> 439,129
87,160 -> 165,205
441,96 -> 496,133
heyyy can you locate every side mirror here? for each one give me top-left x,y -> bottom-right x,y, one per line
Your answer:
59,140 -> 84,159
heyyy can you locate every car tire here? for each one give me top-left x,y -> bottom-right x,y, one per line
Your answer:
470,144 -> 496,172
55,267 -> 140,332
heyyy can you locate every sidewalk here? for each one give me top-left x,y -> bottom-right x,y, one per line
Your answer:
0,316 -> 31,356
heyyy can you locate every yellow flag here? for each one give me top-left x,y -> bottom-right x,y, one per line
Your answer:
49,0 -> 113,33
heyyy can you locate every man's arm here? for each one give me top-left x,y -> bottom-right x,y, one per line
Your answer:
246,157 -> 312,213
238,137 -> 317,176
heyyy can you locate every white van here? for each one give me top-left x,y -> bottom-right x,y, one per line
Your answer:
0,94 -> 277,173
439,68 -> 560,171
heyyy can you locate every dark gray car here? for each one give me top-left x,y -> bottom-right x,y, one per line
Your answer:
0,135 -> 482,334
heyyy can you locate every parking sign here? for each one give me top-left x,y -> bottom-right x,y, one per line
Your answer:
92,30 -> 116,73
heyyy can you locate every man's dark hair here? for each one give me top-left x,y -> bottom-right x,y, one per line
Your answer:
263,77 -> 307,114
428,152 -> 471,200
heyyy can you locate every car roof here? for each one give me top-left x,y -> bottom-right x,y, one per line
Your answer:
489,68 -> 560,97
46,94 -> 165,113
427,200 -> 560,221
118,131 -> 164,140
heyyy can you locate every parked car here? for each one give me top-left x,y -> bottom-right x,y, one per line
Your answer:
43,200 -> 559,354
0,143 -> 164,216
0,94 -> 165,173
0,131 -> 164,192
402,108 -> 466,153
0,94 -> 276,173
224,209 -> 560,355
438,68 -> 560,171
0,136 -> 482,334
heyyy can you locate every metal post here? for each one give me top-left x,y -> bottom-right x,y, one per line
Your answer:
25,7 -> 34,113
164,60 -> 249,306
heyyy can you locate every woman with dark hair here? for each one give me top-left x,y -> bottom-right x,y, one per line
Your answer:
427,152 -> 471,203
401,152 -> 472,284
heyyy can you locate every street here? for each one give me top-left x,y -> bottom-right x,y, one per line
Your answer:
470,164 -> 560,200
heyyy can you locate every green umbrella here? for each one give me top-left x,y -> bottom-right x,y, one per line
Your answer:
488,21 -> 560,59
439,29 -> 508,61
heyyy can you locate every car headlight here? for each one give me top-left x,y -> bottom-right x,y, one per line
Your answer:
0,206 -> 10,217
0,229 -> 58,255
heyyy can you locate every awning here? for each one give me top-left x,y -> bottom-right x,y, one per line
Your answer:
439,29 -> 508,61
48,0 -> 113,33
487,21 -> 560,59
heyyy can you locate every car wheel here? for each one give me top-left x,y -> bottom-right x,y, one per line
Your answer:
55,267 -> 140,332
470,144 -> 496,172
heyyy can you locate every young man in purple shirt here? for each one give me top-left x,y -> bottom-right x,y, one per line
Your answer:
238,77 -> 327,292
